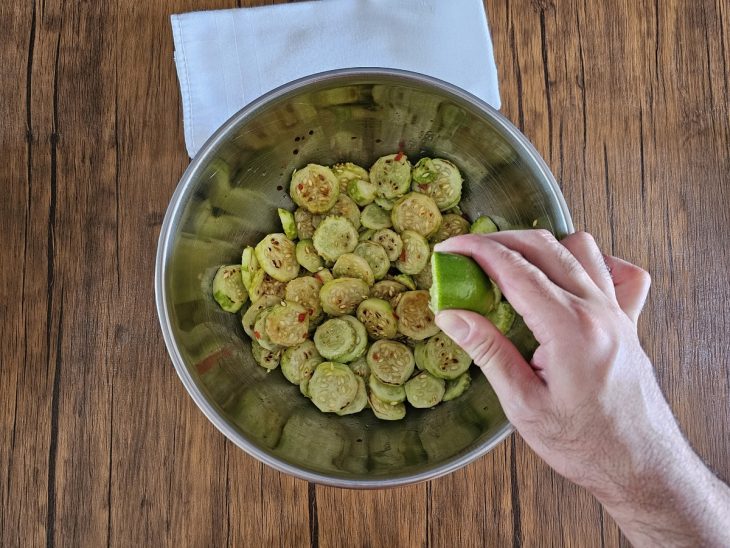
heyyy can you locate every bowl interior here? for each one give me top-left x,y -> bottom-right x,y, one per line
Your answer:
158,70 -> 571,486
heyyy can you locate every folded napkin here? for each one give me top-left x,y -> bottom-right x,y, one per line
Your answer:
171,0 -> 500,157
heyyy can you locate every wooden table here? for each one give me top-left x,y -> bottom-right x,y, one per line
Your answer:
2,0 -> 728,546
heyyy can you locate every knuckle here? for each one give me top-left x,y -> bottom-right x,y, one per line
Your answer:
533,228 -> 555,242
466,332 -> 501,369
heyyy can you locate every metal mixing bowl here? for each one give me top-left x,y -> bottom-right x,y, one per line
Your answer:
155,68 -> 572,488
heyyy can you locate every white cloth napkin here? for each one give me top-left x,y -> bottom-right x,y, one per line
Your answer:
171,0 -> 500,157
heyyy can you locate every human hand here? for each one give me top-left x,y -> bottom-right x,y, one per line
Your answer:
433,231 -> 730,548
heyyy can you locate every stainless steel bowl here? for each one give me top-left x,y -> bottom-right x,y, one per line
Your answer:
156,68 -> 572,488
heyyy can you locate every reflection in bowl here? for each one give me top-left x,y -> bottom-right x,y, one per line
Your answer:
156,69 -> 572,488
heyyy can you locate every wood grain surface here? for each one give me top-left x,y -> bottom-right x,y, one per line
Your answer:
1,0 -> 728,546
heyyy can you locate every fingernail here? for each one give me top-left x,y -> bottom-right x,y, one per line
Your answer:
435,311 -> 470,343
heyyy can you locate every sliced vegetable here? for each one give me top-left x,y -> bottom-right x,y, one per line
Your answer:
336,376 -> 368,416
333,253 -> 375,286
264,302 -> 309,347
254,233 -> 299,282
251,340 -> 281,371
312,216 -> 359,262
358,228 -> 375,241
411,157 -> 463,210
320,277 -> 369,316
370,229 -> 403,262
313,268 -> 334,285
395,290 -> 440,340
391,192 -> 442,237
336,315 -> 369,363
370,280 -> 407,303
470,215 -> 499,234
294,207 -> 318,240
368,374 -> 406,404
356,298 -> 398,340
368,392 -> 406,421
290,164 -> 340,213
309,362 -> 359,413
242,294 -> 281,339
413,341 -> 427,371
277,208 -> 298,240
313,318 -> 356,360
405,372 -> 446,408
430,252 -> 496,315
212,265 -> 248,312
348,357 -> 370,379
347,178 -> 377,207
395,230 -> 430,275
295,239 -> 324,273
391,273 -> 416,290
285,276 -> 323,324
443,372 -> 472,401
422,332 -> 472,380
374,196 -> 395,211
253,308 -> 281,351
248,269 -> 287,303
353,241 -> 390,280
413,256 -> 432,290
327,194 -> 361,229
367,339 -> 415,385
429,213 -> 470,244
240,246 -> 259,291
486,300 -> 517,335
360,204 -> 392,230
331,162 -> 369,192
370,153 -> 412,199
281,341 -> 321,385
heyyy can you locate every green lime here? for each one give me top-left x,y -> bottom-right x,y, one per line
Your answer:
430,252 -> 496,315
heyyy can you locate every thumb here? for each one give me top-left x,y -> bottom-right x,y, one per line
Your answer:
435,310 -> 541,403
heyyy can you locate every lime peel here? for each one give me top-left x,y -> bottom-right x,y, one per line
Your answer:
430,252 -> 496,316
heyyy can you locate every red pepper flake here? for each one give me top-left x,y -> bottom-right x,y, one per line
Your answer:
399,249 -> 407,261
254,331 -> 261,339
373,353 -> 380,360
297,183 -> 304,190
297,312 -> 307,322
394,151 -> 404,162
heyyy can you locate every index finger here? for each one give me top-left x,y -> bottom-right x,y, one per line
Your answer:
433,234 -> 571,337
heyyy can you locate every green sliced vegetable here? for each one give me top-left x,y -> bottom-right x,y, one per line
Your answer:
470,215 -> 499,234
395,290 -> 440,340
405,372 -> 446,408
370,229 -> 403,262
281,341 -> 321,385
430,252 -> 496,315
370,280 -> 407,303
486,300 -> 517,335
333,253 -> 375,286
360,204 -> 392,230
290,164 -> 340,213
253,308 -> 281,351
255,233 -> 299,282
251,339 -> 281,371
395,230 -> 430,275
370,153 -> 412,199
320,277 -> 369,316
347,178 -> 377,206
241,246 -> 259,291
348,357 -> 370,379
411,157 -> 463,210
391,192 -> 442,237
294,207 -> 318,240
336,376 -> 368,416
277,208 -> 298,240
429,214 -> 470,244
212,265 -> 248,312
313,318 -> 356,360
391,273 -> 416,290
332,162 -> 369,192
309,362 -> 359,413
358,228 -> 375,241
327,194 -> 361,229
353,241 -> 390,280
312,215 -> 359,262
367,339 -> 415,385
443,372 -> 472,401
422,332 -> 472,380
248,269 -> 287,303
313,268 -> 334,285
264,302 -> 309,347
336,315 -> 369,362
295,239 -> 324,273
368,392 -> 406,421
242,294 -> 281,339
356,298 -> 398,339
285,276 -> 323,325
413,256 -> 432,290
369,374 -> 406,404
374,196 -> 395,211
413,341 -> 427,371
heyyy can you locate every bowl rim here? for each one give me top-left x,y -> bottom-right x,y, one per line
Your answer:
155,67 -> 573,488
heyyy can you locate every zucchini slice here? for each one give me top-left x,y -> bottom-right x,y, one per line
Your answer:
370,153 -> 412,199
336,375 -> 368,416
367,340 -> 415,385
347,178 -> 377,206
294,207 -> 319,240
299,359 -> 318,398
395,290 -> 440,340
242,294 -> 281,339
411,157 -> 463,210
320,277 -> 369,316
395,230 -> 430,275
336,315 -> 369,363
332,162 -> 370,192
290,164 -> 340,213
486,300 -> 517,335
281,341 -> 321,385
391,192 -> 442,237
422,332 -> 472,380
277,208 -> 298,240
354,241 -> 390,280
285,276 -> 323,325
312,216 -> 359,262
358,228 -> 376,241
248,269 -> 287,303
413,341 -> 427,370
370,229 -> 403,262
370,280 -> 407,304
254,233 -> 299,282
295,239 -> 324,273
309,362 -> 359,413
429,213 -> 470,244
313,318 -> 357,360
327,194 -> 361,229
241,246 -> 259,291
356,298 -> 398,339
360,204 -> 393,230
405,372 -> 445,408
442,371 -> 472,402
333,253 -> 375,286
390,273 -> 416,290
368,374 -> 406,404
348,357 -> 370,379
251,339 -> 282,371
470,215 -> 499,234
253,308 -> 282,351
313,268 -> 334,285
368,392 -> 406,421
413,256 -> 432,290
264,302 -> 310,347
374,196 -> 395,211
212,265 -> 248,312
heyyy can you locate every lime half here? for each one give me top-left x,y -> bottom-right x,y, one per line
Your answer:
430,252 -> 496,315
